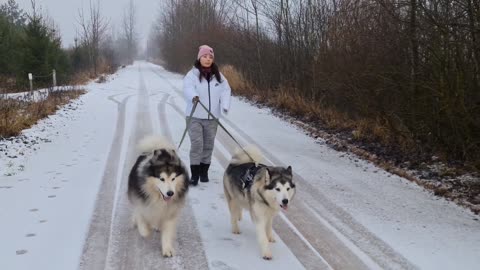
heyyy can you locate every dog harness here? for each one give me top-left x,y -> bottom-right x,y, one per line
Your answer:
241,164 -> 266,190
240,164 -> 272,207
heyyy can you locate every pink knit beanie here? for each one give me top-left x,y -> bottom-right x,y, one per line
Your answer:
197,45 -> 214,60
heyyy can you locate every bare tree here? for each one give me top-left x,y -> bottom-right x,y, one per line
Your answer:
153,0 -> 480,164
77,0 -> 109,76
122,0 -> 138,64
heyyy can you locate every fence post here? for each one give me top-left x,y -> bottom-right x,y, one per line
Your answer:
28,73 -> 33,92
52,69 -> 57,88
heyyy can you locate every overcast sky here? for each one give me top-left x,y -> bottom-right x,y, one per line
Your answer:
6,0 -> 159,49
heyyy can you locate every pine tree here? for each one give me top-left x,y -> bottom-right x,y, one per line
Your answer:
0,0 -> 27,27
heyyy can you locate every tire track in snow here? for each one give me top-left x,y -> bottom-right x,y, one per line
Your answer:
214,122 -> 417,270
79,93 -> 132,270
152,65 -> 336,269
149,63 -> 416,270
155,86 -> 210,270
104,63 -> 210,270
101,64 -> 161,270
164,96 -> 332,270
80,63 -> 210,270
214,129 -> 378,270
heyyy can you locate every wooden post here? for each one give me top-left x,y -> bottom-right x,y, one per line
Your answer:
28,73 -> 33,92
52,69 -> 57,87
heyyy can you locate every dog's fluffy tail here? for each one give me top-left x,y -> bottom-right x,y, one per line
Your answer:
230,145 -> 263,165
138,135 -> 175,153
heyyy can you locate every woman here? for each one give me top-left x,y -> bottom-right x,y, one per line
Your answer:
183,45 -> 231,186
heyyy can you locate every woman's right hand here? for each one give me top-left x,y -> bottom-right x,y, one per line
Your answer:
192,96 -> 199,103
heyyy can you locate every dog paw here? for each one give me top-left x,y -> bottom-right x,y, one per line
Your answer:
162,247 -> 175,257
262,251 -> 273,260
131,218 -> 137,229
138,226 -> 151,238
232,228 -> 241,234
268,236 -> 276,243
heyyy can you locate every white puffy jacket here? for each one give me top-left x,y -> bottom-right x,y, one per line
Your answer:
183,67 -> 231,119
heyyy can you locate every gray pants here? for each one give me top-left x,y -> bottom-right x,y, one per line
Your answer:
187,117 -> 218,165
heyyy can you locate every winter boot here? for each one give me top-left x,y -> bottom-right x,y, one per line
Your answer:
199,163 -> 211,183
190,165 -> 200,186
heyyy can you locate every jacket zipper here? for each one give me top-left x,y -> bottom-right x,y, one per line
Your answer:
207,79 -> 211,120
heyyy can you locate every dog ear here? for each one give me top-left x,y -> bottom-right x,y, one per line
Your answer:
153,149 -> 161,156
175,166 -> 185,177
286,166 -> 292,175
166,149 -> 179,163
148,161 -> 156,176
264,167 -> 272,185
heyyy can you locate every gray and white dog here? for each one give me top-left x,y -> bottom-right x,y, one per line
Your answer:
128,135 -> 189,257
223,146 -> 296,260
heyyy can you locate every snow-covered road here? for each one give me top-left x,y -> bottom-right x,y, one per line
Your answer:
1,62 -> 479,270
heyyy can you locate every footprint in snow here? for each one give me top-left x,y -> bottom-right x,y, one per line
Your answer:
190,198 -> 200,205
16,250 -> 28,255
221,237 -> 233,241
211,260 -> 237,270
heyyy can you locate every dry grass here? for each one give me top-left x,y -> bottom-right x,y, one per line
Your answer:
0,89 -> 85,137
220,65 -> 480,214
70,61 -> 116,85
0,75 -> 19,93
221,65 -> 404,148
221,64 -> 263,100
97,58 -> 116,75
222,65 -> 249,91
70,71 -> 92,85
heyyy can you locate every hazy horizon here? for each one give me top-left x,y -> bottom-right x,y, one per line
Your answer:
7,0 -> 159,50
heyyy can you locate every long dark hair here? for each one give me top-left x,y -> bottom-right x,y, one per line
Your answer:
194,60 -> 222,83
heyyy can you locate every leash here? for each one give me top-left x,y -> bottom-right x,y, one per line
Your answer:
177,99 -> 254,161
177,100 -> 198,149
195,100 -> 254,161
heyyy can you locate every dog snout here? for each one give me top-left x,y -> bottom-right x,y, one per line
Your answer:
167,190 -> 174,197
282,199 -> 289,205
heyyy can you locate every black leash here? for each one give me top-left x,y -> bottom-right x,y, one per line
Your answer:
177,99 -> 254,161
177,100 -> 198,149
195,100 -> 254,161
